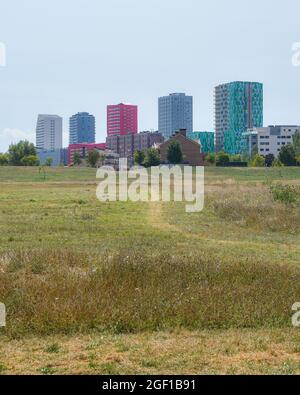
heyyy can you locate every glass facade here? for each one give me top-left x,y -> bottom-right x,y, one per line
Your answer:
215,82 -> 263,154
158,93 -> 193,140
187,131 -> 215,154
69,112 -> 96,145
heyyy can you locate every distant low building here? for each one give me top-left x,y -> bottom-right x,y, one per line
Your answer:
68,143 -> 106,165
187,131 -> 215,154
38,148 -> 68,166
242,125 -> 300,158
106,131 -> 164,161
159,129 -> 204,166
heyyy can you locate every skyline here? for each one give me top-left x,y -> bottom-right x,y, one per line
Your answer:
1,0 -> 300,151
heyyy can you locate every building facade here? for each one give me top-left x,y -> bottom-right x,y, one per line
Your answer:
36,114 -> 63,151
215,82 -> 263,154
68,143 -> 106,165
243,125 -> 300,158
69,112 -> 95,145
159,129 -> 204,166
107,103 -> 138,136
187,131 -> 215,154
38,148 -> 68,167
106,131 -> 164,161
158,93 -> 193,140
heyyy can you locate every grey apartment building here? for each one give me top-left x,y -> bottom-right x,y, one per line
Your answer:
36,114 -> 63,151
69,112 -> 95,144
158,93 -> 193,140
243,125 -> 300,158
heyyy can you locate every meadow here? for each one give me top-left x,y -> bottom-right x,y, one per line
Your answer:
0,166 -> 300,374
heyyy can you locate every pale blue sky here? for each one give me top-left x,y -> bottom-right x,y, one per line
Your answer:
1,0 -> 300,151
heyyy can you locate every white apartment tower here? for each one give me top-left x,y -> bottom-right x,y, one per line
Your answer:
36,114 -> 63,150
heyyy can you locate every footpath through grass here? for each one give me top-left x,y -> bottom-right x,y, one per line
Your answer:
0,166 -> 300,374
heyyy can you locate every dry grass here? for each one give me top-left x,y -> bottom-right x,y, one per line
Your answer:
209,184 -> 300,233
0,249 -> 300,337
1,329 -> 300,375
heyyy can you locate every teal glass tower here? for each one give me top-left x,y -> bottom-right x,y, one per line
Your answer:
215,82 -> 263,154
187,131 -> 215,154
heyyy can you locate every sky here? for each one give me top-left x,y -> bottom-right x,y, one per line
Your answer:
1,0 -> 300,152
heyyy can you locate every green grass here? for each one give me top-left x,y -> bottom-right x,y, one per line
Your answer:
1,166 -> 300,374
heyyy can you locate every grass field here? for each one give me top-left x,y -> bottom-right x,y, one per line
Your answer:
1,166 -> 300,375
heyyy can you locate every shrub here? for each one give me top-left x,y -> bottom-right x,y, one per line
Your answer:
265,154 -> 275,167
272,158 -> 283,167
205,153 -> 216,164
20,155 -> 40,167
279,145 -> 297,166
0,153 -> 9,166
144,148 -> 160,167
230,154 -> 242,162
87,150 -> 100,168
44,157 -> 53,167
252,154 -> 265,167
134,150 -> 146,166
270,184 -> 300,205
216,152 -> 230,166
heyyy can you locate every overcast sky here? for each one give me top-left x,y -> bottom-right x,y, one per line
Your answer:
1,0 -> 300,151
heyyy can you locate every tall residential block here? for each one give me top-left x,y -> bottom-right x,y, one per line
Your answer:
158,93 -> 193,140
69,112 -> 95,145
36,114 -> 63,151
215,82 -> 263,154
107,103 -> 138,136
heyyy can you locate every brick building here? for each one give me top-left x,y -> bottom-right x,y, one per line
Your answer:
159,129 -> 204,166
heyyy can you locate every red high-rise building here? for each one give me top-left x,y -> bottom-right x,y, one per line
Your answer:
107,103 -> 138,136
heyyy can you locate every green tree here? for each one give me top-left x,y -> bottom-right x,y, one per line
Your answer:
265,154 -> 275,167
87,149 -> 100,168
44,157 -> 53,167
278,145 -> 296,166
144,148 -> 160,168
272,158 -> 283,167
134,150 -> 146,166
167,141 -> 183,164
73,152 -> 82,166
8,140 -> 37,166
20,155 -> 40,167
0,153 -> 9,166
293,131 -> 300,156
205,153 -> 216,165
216,151 -> 230,165
252,154 -> 265,167
230,154 -> 242,162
